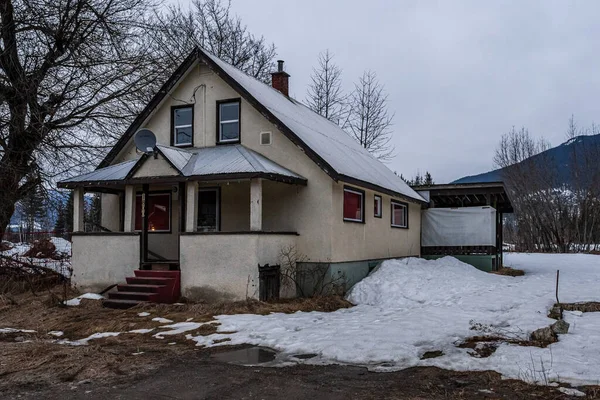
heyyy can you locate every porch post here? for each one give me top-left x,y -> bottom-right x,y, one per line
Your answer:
123,185 -> 136,232
72,187 -> 85,232
185,181 -> 198,232
250,178 -> 262,231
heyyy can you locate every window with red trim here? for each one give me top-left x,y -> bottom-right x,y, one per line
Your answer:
343,188 -> 364,222
135,193 -> 171,232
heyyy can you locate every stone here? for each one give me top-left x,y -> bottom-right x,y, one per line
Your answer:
14,336 -> 25,342
530,326 -> 557,344
551,319 -> 570,335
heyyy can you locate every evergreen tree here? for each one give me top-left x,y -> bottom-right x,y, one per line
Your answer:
86,194 -> 102,231
63,191 -> 75,236
424,171 -> 434,185
20,185 -> 47,236
54,200 -> 66,238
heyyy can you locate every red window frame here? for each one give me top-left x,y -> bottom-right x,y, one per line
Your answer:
135,193 -> 171,232
343,186 -> 364,223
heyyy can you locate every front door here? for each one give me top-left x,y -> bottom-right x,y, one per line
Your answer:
198,188 -> 220,232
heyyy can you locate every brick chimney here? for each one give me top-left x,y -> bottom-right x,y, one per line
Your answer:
271,60 -> 290,96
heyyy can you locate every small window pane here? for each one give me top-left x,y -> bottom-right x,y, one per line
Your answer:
220,102 -> 239,121
374,196 -> 382,217
220,122 -> 239,141
392,202 -> 407,227
343,189 -> 363,221
174,107 -> 192,126
135,194 -> 171,232
175,126 -> 192,144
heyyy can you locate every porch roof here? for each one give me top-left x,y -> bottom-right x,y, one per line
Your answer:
58,144 -> 307,189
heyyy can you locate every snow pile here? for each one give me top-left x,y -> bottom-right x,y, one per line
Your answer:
347,256 -> 500,308
188,254 -> 600,385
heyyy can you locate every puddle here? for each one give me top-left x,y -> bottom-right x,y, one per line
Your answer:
211,347 -> 277,365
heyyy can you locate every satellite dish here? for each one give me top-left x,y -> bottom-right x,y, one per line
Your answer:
134,129 -> 157,153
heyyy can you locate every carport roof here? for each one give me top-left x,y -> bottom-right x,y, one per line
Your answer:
413,182 -> 514,213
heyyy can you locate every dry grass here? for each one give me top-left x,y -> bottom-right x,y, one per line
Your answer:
0,285 -> 352,391
492,267 -> 525,277
561,302 -> 600,313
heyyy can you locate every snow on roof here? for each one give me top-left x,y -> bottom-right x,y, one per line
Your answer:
203,51 -> 424,202
60,145 -> 304,184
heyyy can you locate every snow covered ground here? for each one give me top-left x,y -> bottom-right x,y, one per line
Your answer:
1,237 -> 72,277
190,254 -> 600,385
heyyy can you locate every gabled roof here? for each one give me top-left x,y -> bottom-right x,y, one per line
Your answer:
58,145 -> 306,188
98,48 -> 425,203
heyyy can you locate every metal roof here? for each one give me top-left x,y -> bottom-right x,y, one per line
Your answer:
59,145 -> 305,187
98,48 -> 425,204
61,159 -> 138,183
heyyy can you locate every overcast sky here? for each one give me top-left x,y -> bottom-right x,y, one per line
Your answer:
174,0 -> 600,183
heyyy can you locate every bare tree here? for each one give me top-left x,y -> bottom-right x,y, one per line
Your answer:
494,123 -> 600,253
0,0 -> 162,238
345,71 -> 395,161
305,50 -> 347,124
152,0 -> 277,84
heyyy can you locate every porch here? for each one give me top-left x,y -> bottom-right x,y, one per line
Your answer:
58,145 -> 306,301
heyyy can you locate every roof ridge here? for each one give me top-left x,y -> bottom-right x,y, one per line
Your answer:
235,145 -> 265,172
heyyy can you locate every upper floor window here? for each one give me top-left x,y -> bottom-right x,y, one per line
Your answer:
391,200 -> 408,228
172,106 -> 193,147
343,186 -> 364,223
218,99 -> 240,143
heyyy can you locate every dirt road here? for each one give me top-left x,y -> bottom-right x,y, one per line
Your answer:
6,353 -> 594,400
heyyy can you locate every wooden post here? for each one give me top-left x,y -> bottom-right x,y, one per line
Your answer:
185,181 -> 198,233
72,187 -> 85,232
141,184 -> 149,264
250,178 -> 262,231
123,185 -> 136,232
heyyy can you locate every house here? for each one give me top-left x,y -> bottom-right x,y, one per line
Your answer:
58,47 -> 426,305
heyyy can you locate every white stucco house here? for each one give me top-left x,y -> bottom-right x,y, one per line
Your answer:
58,47 -> 426,306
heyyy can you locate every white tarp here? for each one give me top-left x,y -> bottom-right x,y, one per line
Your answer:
421,206 -> 496,247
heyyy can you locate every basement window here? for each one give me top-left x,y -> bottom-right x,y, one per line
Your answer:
343,186 -> 364,223
135,193 -> 171,232
374,195 -> 382,218
391,200 -> 408,228
172,106 -> 193,147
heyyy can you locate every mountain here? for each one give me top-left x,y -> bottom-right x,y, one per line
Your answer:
452,134 -> 600,185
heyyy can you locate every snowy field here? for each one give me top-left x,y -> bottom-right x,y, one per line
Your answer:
1,237 -> 72,277
191,253 -> 600,385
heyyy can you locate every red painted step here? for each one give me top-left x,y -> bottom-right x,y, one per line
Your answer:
116,284 -> 164,293
103,269 -> 181,308
108,291 -> 160,302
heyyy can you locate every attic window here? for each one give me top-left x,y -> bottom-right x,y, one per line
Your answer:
218,99 -> 240,143
260,132 -> 272,145
172,106 -> 193,147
